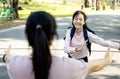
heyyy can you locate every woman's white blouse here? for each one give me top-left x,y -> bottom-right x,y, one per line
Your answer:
6,55 -> 87,79
64,29 -> 119,59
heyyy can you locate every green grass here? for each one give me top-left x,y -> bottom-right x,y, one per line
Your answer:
0,1 -> 120,19
18,2 -> 84,18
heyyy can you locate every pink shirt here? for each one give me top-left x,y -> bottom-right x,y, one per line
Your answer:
64,29 -> 119,59
6,55 -> 87,79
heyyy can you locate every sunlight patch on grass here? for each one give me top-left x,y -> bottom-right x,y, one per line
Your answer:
18,2 -> 83,18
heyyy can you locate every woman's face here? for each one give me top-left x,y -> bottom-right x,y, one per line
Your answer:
73,13 -> 85,29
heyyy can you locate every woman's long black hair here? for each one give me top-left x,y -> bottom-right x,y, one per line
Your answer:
25,11 -> 57,79
72,10 -> 95,34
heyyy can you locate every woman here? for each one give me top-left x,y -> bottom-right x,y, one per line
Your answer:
64,10 -> 120,62
3,11 -> 112,79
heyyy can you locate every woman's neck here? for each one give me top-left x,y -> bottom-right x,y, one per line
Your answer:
76,28 -> 83,33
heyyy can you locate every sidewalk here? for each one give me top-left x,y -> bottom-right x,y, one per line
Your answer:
0,38 -> 120,79
0,12 -> 120,79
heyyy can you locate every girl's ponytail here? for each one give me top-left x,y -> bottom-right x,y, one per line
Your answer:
32,25 -> 51,79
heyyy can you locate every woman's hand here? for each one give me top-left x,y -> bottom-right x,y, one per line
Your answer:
3,45 -> 11,63
5,45 -> 11,55
75,40 -> 88,52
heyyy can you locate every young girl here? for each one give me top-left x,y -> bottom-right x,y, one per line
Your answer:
3,11 -> 112,79
64,10 -> 120,62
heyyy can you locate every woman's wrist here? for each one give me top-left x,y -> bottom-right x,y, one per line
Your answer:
3,54 -> 10,63
3,54 -> 7,63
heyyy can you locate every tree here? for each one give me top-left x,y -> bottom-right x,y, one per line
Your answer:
96,0 -> 101,10
112,0 -> 116,10
101,0 -> 106,10
13,0 -> 19,19
92,0 -> 96,10
84,0 -> 90,8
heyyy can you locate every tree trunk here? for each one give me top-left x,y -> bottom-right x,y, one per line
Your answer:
13,0 -> 19,19
113,0 -> 116,10
92,0 -> 96,9
84,0 -> 90,8
96,0 -> 101,10
102,0 -> 106,10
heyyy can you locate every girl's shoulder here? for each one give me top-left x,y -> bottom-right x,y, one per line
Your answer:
6,55 -> 32,64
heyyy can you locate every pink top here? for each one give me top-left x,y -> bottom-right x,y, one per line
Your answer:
6,55 -> 87,79
64,29 -> 119,59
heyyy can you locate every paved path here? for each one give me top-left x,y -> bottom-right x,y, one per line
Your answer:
0,11 -> 120,79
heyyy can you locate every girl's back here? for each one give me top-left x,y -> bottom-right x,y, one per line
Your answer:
6,55 -> 87,79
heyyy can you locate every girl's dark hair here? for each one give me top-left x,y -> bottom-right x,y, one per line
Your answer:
72,10 -> 95,34
25,11 -> 57,79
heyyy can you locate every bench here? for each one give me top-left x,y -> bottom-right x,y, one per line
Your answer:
0,8 -> 15,21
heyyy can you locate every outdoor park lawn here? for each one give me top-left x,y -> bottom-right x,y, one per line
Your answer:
16,1 -> 120,19
18,1 -> 83,18
0,0 -> 120,30
0,1 -> 84,29
0,1 -> 86,20
0,0 -> 120,19
1,0 -> 119,19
